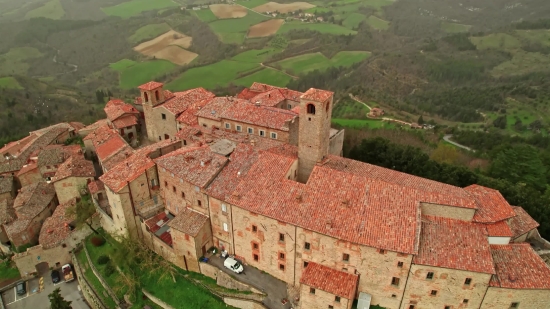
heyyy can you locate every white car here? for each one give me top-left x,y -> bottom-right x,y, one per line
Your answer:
224,257 -> 244,274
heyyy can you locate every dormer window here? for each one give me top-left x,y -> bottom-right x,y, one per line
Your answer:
307,103 -> 316,115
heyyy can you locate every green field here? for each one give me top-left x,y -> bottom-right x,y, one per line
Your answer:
332,0 -> 394,10
218,33 -> 247,45
24,0 -> 64,20
111,59 -> 176,89
278,22 -> 356,35
235,68 -> 292,87
332,118 -> 396,129
515,30 -> 550,47
194,8 -> 218,23
101,0 -> 177,18
332,99 -> 370,118
0,77 -> 23,90
342,13 -> 366,29
231,48 -> 281,63
128,23 -> 171,43
237,0 -> 269,9
441,22 -> 472,33
167,60 -> 259,90
276,51 -> 371,74
470,33 -> 522,50
366,15 -> 389,30
0,47 -> 43,76
209,12 -> 269,34
491,51 -> 550,77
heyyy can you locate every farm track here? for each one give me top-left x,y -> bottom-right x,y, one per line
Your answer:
236,4 -> 272,17
260,62 -> 298,79
349,93 -> 413,126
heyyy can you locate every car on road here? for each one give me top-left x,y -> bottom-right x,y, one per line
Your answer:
224,257 -> 244,274
62,264 -> 74,282
16,281 -> 26,295
51,270 -> 61,283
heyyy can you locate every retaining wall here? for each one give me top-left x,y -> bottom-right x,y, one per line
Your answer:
71,251 -> 106,309
82,241 -> 123,306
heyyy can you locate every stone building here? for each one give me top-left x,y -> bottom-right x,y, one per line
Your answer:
299,262 -> 358,309
51,156 -> 95,204
0,176 -> 14,201
103,99 -> 141,143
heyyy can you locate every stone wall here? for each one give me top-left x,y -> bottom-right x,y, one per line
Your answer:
299,283 -> 352,309
83,242 -> 122,306
420,203 -> 475,221
199,261 -> 218,280
197,117 -> 222,130
71,251 -> 107,309
53,176 -> 93,205
208,197 -> 234,254
158,167 -> 209,216
217,270 -> 257,293
223,297 -> 268,309
329,128 -> 345,156
142,289 -> 176,309
480,287 -> 550,309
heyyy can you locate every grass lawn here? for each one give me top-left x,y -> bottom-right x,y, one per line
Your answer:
332,118 -> 396,129
24,0 -> 64,20
0,47 -> 43,76
128,23 -> 171,44
237,0 -> 269,9
209,12 -> 269,34
470,33 -> 522,50
332,99 -> 370,119
111,59 -> 176,89
193,9 -> 218,23
231,48 -> 281,63
0,77 -> 23,90
366,15 -> 389,30
441,22 -> 471,33
276,51 -> 370,74
278,21 -> 356,35
102,0 -> 177,18
0,261 -> 20,282
333,0 -> 394,10
515,29 -> 550,47
218,32 -> 247,45
167,60 -> 259,90
76,251 -> 118,309
235,68 -> 292,87
490,51 -> 550,77
342,13 -> 366,29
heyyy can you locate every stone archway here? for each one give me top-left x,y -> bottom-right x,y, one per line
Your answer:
35,261 -> 49,275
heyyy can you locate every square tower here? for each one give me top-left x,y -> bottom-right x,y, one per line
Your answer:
138,81 -> 165,141
297,88 -> 334,183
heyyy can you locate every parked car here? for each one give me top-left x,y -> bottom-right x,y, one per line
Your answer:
16,282 -> 26,295
51,269 -> 61,283
62,264 -> 74,282
224,257 -> 244,274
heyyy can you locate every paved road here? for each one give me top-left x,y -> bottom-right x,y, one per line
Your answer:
208,256 -> 291,309
3,275 -> 88,309
443,134 -> 475,152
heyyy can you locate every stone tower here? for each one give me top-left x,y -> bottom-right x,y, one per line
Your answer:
297,88 -> 334,183
139,81 -> 165,142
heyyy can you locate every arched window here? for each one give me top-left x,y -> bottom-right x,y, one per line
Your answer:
155,90 -> 160,101
144,92 -> 149,102
307,104 -> 316,115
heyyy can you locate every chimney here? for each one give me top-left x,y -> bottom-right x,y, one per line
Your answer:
325,221 -> 332,230
200,161 -> 205,167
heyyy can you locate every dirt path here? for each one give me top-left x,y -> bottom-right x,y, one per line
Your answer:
349,93 -> 414,126
444,134 -> 475,152
349,94 -> 372,110
260,62 -> 299,79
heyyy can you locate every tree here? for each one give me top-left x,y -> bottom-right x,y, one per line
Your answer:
430,143 -> 459,165
66,194 -> 98,234
489,145 -> 547,191
493,115 -> 507,129
49,288 -> 72,309
418,115 -> 424,125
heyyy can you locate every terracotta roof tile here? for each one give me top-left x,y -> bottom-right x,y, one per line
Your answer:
52,156 -> 95,182
16,162 -> 38,177
69,122 -> 86,132
95,133 -> 132,163
134,97 -> 143,105
508,206 -> 540,238
176,98 -> 213,126
104,99 -> 139,123
483,220 -> 514,237
88,180 -> 105,195
138,81 -> 164,91
112,116 -> 139,129
413,215 -> 495,274
196,97 -> 241,121
0,176 -> 13,194
490,243 -> 550,289
0,197 -> 15,225
300,262 -> 358,299
145,211 -> 172,233
39,198 -> 76,249
4,219 -> 31,236
249,82 -> 277,92
0,135 -> 35,155
249,89 -> 285,107
278,88 -> 303,102
221,102 -> 297,132
154,146 -> 228,188
237,88 -> 262,100
14,182 -> 56,220
301,88 -> 333,102
168,207 -> 209,237
160,88 -> 215,116
465,185 -> 516,223
81,119 -> 109,137
37,146 -> 64,167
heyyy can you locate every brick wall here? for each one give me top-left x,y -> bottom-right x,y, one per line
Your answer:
480,287 -> 550,309
140,222 -> 184,269
53,176 -> 93,204
208,197 -> 234,254
401,265 -> 491,309
299,283 -> 352,309
420,203 -> 476,221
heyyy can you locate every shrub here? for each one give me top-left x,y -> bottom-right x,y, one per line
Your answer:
97,255 -> 110,265
90,236 -> 105,247
104,263 -> 115,277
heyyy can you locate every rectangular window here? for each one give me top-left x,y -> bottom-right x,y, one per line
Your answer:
225,123 -> 230,129
253,243 -> 259,250
247,127 -> 253,134
430,290 -> 437,296
287,104 -> 292,109
427,272 -> 434,280
463,299 -> 469,304
279,252 -> 285,260
223,223 -> 228,232
270,132 -> 277,139
510,303 -> 519,308
279,233 -> 285,242
397,261 -> 404,268
172,186 -> 176,193
379,249 -> 386,254
464,278 -> 472,286
409,306 -> 415,309
259,130 -> 265,137
310,288 -> 315,294
303,261 -> 309,268
164,181 -> 168,187
342,253 -> 350,262
252,225 -> 257,232
328,306 -> 334,309
253,254 -> 259,261
198,200 -> 202,207
162,113 -> 166,120
335,296 -> 341,303
221,204 -> 227,212
391,294 -> 396,298
445,306 -> 451,309
181,192 -> 185,198
304,242 -> 311,250
279,264 -> 285,271
236,125 -> 242,132
391,277 -> 400,286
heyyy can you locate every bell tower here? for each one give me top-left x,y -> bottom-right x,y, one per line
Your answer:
297,88 -> 334,183
138,81 -> 165,141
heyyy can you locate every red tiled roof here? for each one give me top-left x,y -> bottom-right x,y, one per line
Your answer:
490,243 -> 550,289
0,135 -> 35,155
195,97 -> 239,121
221,102 -> 297,132
301,88 -> 333,102
52,156 -> 95,182
95,134 -> 131,162
134,97 -> 143,105
88,180 -> 105,195
278,88 -> 303,102
249,82 -> 277,92
138,81 -> 164,91
483,220 -> 513,237
249,89 -> 285,107
145,212 -> 171,234
168,207 -> 209,237
16,162 -> 38,176
465,185 -> 516,223
4,219 -> 31,236
237,88 -> 262,100
112,116 -> 138,129
244,83 -> 303,102
176,98 -> 213,126
291,106 -> 300,114
154,146 -> 228,188
300,262 -> 358,299
228,151 -> 423,254
39,198 -> 76,249
81,119 -> 109,136
100,140 -> 180,192
508,206 -> 540,238
160,88 -> 215,116
413,216 -> 495,274
14,182 -> 56,220
104,99 -> 139,122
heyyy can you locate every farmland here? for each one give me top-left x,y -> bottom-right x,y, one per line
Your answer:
209,11 -> 269,43
0,47 -> 44,76
237,0 -> 269,9
332,118 -> 396,129
470,33 -> 522,50
210,4 -> 248,19
0,77 -> 23,90
231,48 -> 282,63
134,30 -> 197,65
253,2 -> 315,13
278,21 -> 356,35
343,13 -> 366,29
248,19 -> 285,37
491,51 -> 550,77
110,59 -> 176,89
101,0 -> 177,18
275,51 -> 371,74
24,0 -> 64,20
366,15 -> 389,30
128,23 -> 172,44
441,22 -> 472,33
193,8 -> 219,22
235,67 -> 293,87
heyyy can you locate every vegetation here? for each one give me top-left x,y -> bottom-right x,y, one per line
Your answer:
0,77 -> 23,90
48,288 -> 72,309
0,261 -> 20,282
128,23 -> 171,43
76,250 -> 118,308
25,0 -> 65,20
101,0 -> 177,18
278,22 -> 357,35
235,68 -> 293,87
167,60 -> 259,90
111,60 -> 177,89
276,51 -> 371,75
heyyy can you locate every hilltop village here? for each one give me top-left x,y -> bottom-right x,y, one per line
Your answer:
1,81 -> 550,309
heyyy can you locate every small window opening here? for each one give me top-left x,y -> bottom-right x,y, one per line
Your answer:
427,272 -> 434,280
307,104 -> 316,115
